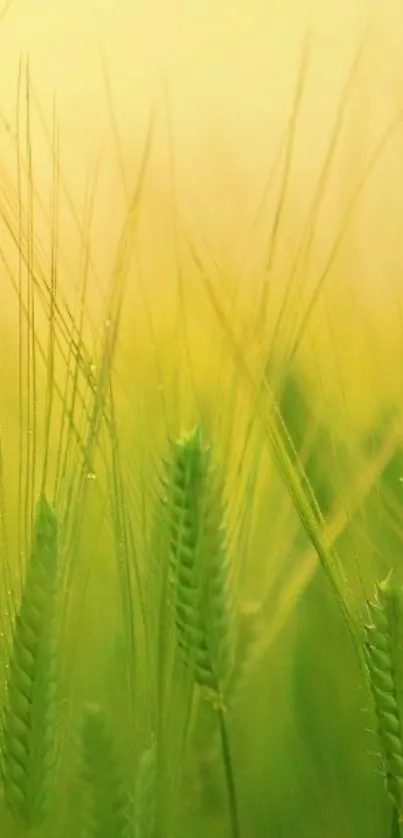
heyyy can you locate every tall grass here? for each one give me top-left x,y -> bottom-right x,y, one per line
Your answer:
1,22 -> 403,838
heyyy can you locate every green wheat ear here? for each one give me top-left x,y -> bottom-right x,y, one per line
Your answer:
1,494 -> 59,828
81,703 -> 130,838
365,574 -> 403,820
163,427 -> 240,838
163,426 -> 235,707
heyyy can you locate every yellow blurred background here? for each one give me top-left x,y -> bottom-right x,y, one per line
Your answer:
0,0 -> 403,426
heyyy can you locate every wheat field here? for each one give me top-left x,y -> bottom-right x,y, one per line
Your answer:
1,1 -> 403,836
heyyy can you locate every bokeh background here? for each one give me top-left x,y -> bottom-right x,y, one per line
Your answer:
1,0 -> 403,414
0,1 -> 403,836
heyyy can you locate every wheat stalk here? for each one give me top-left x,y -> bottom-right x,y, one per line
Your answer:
135,738 -> 157,838
1,494 -> 59,829
162,426 -> 239,838
365,574 -> 403,829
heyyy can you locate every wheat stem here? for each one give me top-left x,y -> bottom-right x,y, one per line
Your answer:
390,809 -> 402,838
135,738 -> 157,838
217,706 -> 240,838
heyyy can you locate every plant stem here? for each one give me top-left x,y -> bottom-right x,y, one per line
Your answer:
390,808 -> 401,838
217,706 -> 240,838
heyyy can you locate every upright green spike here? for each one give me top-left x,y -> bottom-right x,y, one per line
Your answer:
163,427 -> 235,706
162,427 -> 240,838
365,573 -> 403,821
81,703 -> 129,838
1,495 -> 59,828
